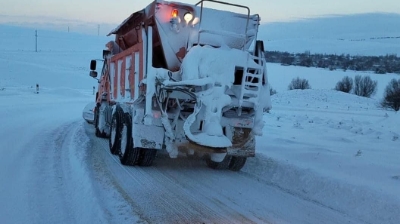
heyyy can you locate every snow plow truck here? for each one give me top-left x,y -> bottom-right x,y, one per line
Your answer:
88,0 -> 271,171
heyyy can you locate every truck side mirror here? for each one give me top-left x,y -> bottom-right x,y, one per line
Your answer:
90,71 -> 98,78
90,60 -> 97,71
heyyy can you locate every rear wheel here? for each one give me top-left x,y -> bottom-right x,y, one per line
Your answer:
118,113 -> 140,166
109,107 -> 123,155
94,106 -> 104,138
228,157 -> 247,171
138,149 -> 157,167
206,155 -> 232,170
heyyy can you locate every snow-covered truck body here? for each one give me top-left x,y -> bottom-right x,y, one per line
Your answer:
89,0 -> 271,170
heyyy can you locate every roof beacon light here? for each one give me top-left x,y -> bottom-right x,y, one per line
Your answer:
171,9 -> 179,18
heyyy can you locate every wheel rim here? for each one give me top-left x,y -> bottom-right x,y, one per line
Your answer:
120,124 -> 128,155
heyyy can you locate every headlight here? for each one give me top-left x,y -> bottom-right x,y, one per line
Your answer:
184,12 -> 193,23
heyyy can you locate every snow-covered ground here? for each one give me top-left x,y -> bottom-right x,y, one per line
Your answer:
257,89 -> 400,223
267,63 -> 400,100
1,24 -> 399,224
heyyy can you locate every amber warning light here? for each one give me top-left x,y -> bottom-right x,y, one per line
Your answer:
171,9 -> 179,18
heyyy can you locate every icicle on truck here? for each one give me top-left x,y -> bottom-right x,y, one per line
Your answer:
88,0 -> 271,171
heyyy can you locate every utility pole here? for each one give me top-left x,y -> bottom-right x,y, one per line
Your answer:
68,26 -> 70,33
35,30 -> 38,52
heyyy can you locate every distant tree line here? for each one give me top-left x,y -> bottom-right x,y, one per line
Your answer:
265,51 -> 400,74
270,75 -> 400,111
334,75 -> 400,111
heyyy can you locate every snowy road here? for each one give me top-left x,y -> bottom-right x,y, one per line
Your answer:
0,88 -> 360,224
0,92 -> 109,223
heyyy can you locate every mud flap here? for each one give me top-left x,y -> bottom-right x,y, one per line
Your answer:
227,128 -> 255,157
132,123 -> 164,150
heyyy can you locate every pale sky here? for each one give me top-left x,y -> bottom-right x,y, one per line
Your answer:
1,0 -> 399,25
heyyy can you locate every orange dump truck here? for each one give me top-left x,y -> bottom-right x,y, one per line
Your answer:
89,0 -> 271,171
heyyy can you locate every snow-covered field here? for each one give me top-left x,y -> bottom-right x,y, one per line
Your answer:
1,24 -> 399,224
267,63 -> 400,99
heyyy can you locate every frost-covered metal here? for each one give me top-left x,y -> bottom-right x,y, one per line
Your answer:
89,0 -> 271,170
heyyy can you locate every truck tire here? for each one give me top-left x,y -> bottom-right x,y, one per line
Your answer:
206,155 -> 232,170
119,113 -> 140,166
228,157 -> 247,171
109,106 -> 123,155
138,149 -> 157,167
94,106 -> 104,138
94,105 -> 108,138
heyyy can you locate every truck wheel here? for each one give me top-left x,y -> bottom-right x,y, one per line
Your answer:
94,106 -> 101,137
94,105 -> 107,138
138,149 -> 157,167
109,107 -> 123,155
119,113 -> 140,166
228,157 -> 247,171
206,155 -> 232,170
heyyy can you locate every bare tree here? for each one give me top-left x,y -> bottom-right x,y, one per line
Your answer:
335,76 -> 353,93
382,79 -> 400,111
288,77 -> 311,90
353,75 -> 377,97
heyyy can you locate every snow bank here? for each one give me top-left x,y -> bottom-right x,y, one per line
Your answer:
253,89 -> 400,223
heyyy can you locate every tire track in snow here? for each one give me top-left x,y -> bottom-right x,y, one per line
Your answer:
71,122 -> 145,224
84,124 -> 361,224
27,121 -> 108,224
23,120 -> 143,224
242,154 -> 400,224
85,124 -> 247,224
